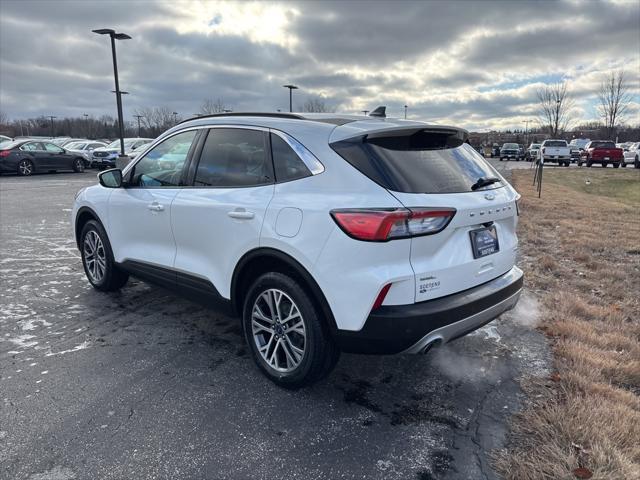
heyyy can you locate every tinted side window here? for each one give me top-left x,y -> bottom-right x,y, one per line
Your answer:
44,143 -> 64,153
21,143 -> 38,151
130,130 -> 197,187
270,133 -> 311,183
194,129 -> 272,187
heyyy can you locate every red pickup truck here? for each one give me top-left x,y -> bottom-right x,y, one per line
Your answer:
579,140 -> 624,168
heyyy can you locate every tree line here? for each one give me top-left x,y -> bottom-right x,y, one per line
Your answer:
0,96 -> 337,139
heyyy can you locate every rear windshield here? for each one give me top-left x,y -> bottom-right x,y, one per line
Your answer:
544,140 -> 567,147
502,143 -> 518,149
331,137 -> 503,194
590,141 -> 615,148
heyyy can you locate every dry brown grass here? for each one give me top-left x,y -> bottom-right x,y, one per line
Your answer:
494,169 -> 640,480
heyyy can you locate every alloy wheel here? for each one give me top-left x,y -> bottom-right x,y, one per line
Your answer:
18,160 -> 33,176
251,288 -> 306,373
83,230 -> 106,283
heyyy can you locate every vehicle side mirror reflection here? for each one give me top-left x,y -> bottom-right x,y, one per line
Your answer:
98,168 -> 123,188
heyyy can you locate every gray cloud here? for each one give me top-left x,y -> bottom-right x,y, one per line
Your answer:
0,0 -> 638,130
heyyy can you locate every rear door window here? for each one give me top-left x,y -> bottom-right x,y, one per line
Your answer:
331,133 -> 502,193
544,141 -> 567,147
193,128 -> 273,187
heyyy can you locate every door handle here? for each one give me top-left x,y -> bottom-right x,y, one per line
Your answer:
147,202 -> 165,212
228,209 -> 254,220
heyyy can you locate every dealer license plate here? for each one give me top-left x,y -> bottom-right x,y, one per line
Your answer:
470,226 -> 500,259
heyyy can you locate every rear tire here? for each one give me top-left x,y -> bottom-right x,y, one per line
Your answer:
635,157 -> 639,169
17,159 -> 34,176
621,162 -> 626,168
587,161 -> 592,167
80,220 -> 129,292
613,163 -> 620,169
73,158 -> 85,173
242,272 -> 340,389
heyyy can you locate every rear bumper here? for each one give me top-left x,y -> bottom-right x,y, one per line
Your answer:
334,266 -> 523,354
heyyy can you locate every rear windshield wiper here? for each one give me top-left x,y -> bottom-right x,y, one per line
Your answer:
471,176 -> 501,191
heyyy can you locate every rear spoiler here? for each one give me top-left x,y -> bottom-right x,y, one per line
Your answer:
331,125 -> 468,149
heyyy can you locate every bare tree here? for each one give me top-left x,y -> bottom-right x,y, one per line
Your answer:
134,106 -> 177,136
302,97 -> 335,113
536,81 -> 575,137
598,70 -> 632,139
200,98 -> 227,115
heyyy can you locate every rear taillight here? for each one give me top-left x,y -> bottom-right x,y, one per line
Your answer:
330,208 -> 455,242
0,150 -> 10,157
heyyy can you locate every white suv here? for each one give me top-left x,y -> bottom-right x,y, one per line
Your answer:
72,111 -> 523,388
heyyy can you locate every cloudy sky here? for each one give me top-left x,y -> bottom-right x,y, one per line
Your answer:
1,0 -> 639,131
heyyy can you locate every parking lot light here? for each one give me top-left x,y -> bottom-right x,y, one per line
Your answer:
48,115 -> 57,138
92,28 -> 131,157
283,84 -> 298,113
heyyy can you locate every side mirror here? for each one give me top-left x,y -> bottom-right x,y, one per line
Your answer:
98,168 -> 123,188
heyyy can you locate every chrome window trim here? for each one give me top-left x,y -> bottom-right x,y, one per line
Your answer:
270,129 -> 325,175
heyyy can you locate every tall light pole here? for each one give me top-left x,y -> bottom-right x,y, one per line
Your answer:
283,84 -> 298,113
133,114 -> 143,137
523,119 -> 531,146
92,28 -> 131,157
172,111 -> 178,125
48,116 -> 57,138
362,110 -> 369,116
83,113 -> 89,138
404,105 -> 408,119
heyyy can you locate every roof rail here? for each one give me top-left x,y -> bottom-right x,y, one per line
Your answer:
178,112 -> 305,125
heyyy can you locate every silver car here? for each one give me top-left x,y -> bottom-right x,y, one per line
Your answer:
65,141 -> 108,167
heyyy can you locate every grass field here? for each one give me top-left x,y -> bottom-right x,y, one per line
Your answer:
494,167 -> 640,480
543,167 -> 640,204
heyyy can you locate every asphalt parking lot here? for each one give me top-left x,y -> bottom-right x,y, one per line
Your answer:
0,165 -> 552,480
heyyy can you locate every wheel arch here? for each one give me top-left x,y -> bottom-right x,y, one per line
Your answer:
74,206 -> 104,249
231,248 -> 337,332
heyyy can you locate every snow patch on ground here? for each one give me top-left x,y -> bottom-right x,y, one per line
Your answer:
45,341 -> 90,357
9,335 -> 38,349
18,318 -> 52,331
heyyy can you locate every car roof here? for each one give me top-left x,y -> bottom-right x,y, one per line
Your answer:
172,112 -> 467,145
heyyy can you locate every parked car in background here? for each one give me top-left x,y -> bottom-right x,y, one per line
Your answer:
579,140 -> 624,168
621,142 -> 639,168
527,143 -> 541,161
499,143 -> 523,161
569,138 -> 590,151
569,145 -> 581,163
92,138 -> 153,169
65,140 -> 108,167
540,139 -> 571,166
73,111 -> 523,387
51,137 -> 73,146
491,144 -> 500,158
0,139 -> 85,176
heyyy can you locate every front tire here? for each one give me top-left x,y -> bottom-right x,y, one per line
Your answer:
73,158 -> 85,173
243,272 -> 339,389
80,220 -> 129,291
17,159 -> 34,176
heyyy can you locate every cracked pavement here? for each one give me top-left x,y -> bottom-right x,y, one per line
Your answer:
0,162 -> 550,480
